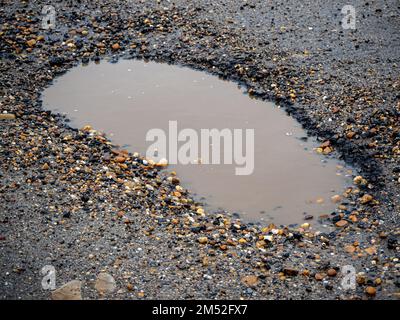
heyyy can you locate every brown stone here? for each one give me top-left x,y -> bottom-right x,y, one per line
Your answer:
360,194 -> 373,204
256,240 -> 266,248
365,286 -> 376,296
95,272 -> 116,294
379,232 -> 387,239
241,275 -> 259,287
349,215 -> 358,222
114,156 -> 126,163
0,113 -> 16,120
81,125 -> 93,132
365,246 -> 377,255
26,39 -> 36,47
302,270 -> 310,276
197,237 -> 208,244
353,175 -> 367,185
315,273 -> 325,281
323,146 -> 333,154
51,280 -> 82,300
283,268 -> 299,276
327,268 -> 337,277
335,220 -> 348,227
346,131 -> 356,139
344,245 -> 356,253
320,141 -> 331,148
357,275 -> 366,285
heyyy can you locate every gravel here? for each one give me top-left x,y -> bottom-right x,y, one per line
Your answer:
0,0 -> 399,300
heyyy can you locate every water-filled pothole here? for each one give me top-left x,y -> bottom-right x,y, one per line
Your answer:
42,60 -> 352,225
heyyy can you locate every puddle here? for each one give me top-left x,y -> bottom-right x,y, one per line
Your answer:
42,59 -> 352,225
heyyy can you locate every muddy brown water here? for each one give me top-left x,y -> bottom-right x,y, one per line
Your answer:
42,60 -> 352,225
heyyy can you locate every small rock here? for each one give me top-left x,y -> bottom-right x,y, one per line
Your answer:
335,220 -> 348,227
379,232 -> 387,239
387,235 -> 398,249
283,268 -> 299,276
114,156 -> 126,163
0,113 -> 16,120
167,176 -> 180,184
95,272 -> 116,295
49,56 -> 65,66
156,158 -> 168,167
241,275 -> 259,287
302,270 -> 310,276
315,273 -> 325,281
26,39 -> 36,47
81,125 -> 93,132
196,208 -> 205,215
264,235 -> 273,242
357,275 -> 366,285
344,245 -> 356,253
331,194 -> 341,203
364,246 -> 377,255
360,194 -> 373,204
198,237 -> 208,244
320,141 -> 331,148
353,175 -> 367,185
327,268 -> 337,277
112,43 -> 120,50
331,106 -> 340,113
346,131 -> 356,139
365,286 -> 376,297
51,280 -> 82,300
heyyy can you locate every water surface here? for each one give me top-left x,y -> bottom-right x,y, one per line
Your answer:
42,60 -> 351,225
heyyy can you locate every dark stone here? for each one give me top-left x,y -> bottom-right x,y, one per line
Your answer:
49,56 -> 65,66
62,212 -> 71,218
387,235 -> 398,249
283,267 -> 299,276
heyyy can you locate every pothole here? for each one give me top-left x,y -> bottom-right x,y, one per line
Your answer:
42,59 -> 352,225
